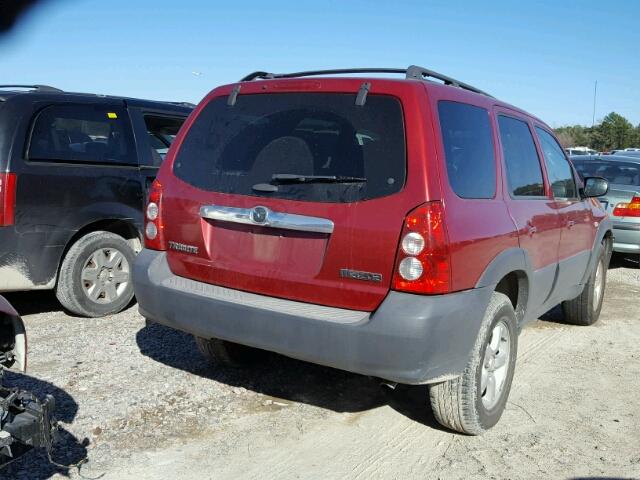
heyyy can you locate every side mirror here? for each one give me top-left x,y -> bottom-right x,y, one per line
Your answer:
583,176 -> 609,198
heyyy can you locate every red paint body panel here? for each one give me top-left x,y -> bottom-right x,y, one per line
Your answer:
493,107 -> 562,273
425,86 -> 519,291
159,79 -> 437,312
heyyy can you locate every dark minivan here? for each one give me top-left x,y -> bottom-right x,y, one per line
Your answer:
0,85 -> 192,317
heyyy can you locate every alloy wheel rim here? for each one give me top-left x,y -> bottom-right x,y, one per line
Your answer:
593,260 -> 604,311
81,248 -> 130,304
480,319 -> 511,410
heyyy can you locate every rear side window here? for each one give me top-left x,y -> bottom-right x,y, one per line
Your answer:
498,115 -> 545,197
535,127 -> 577,198
438,101 -> 495,199
173,93 -> 406,203
143,115 -> 185,166
28,104 -> 135,165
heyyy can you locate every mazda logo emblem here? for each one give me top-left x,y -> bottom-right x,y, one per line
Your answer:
251,206 -> 269,224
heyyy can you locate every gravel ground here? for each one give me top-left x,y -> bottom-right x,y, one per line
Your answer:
2,254 -> 639,479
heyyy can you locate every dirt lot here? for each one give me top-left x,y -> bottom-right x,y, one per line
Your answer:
2,256 -> 640,480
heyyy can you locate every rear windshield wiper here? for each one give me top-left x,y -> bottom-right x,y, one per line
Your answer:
271,174 -> 367,184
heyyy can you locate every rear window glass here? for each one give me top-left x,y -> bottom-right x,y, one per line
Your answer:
173,93 -> 406,203
28,104 -> 135,165
438,101 -> 496,199
573,160 -> 640,186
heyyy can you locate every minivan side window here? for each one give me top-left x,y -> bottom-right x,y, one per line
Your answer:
28,105 -> 136,165
438,101 -> 496,199
143,115 -> 185,166
497,115 -> 545,197
535,127 -> 577,199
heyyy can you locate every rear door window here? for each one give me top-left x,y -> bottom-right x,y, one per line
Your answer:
28,104 -> 136,165
143,114 -> 186,166
535,127 -> 577,198
438,101 -> 496,199
173,93 -> 406,203
498,115 -> 545,197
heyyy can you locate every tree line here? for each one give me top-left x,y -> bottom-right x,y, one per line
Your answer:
554,112 -> 640,151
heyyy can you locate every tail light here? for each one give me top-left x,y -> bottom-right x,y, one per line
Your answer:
0,173 -> 17,227
612,196 -> 640,217
392,201 -> 451,294
144,180 -> 167,250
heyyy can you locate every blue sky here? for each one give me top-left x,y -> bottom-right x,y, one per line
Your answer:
2,0 -> 638,127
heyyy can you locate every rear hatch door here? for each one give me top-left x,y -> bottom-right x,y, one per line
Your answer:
161,86 -> 427,311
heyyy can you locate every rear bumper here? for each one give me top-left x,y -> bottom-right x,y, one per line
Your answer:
133,250 -> 493,385
612,223 -> 640,254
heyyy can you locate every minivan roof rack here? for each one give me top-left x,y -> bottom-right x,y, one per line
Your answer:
0,84 -> 63,93
240,65 -> 493,98
167,101 -> 197,108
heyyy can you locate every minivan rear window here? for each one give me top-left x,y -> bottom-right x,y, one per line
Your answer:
173,93 -> 406,203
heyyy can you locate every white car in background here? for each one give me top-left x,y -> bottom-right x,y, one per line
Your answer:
565,146 -> 597,156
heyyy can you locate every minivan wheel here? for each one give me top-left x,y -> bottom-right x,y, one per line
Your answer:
56,231 -> 136,318
429,292 -> 518,435
561,245 -> 607,326
194,336 -> 265,368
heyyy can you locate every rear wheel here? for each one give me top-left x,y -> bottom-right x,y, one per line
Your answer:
561,245 -> 607,326
194,336 -> 265,368
429,292 -> 518,435
56,231 -> 136,318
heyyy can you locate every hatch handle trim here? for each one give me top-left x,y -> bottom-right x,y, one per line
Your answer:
200,205 -> 334,234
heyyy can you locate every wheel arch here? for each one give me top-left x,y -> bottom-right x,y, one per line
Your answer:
579,218 -> 614,286
475,248 -> 533,325
56,218 -> 142,283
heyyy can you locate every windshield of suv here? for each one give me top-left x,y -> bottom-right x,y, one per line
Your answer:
173,93 -> 406,203
573,160 -> 640,186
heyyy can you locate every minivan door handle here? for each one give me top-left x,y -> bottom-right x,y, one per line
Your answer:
526,223 -> 537,236
567,220 -> 575,229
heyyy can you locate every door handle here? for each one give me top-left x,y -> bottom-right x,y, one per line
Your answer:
527,224 -> 537,236
567,220 -> 575,229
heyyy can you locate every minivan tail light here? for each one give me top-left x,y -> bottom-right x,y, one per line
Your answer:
612,196 -> 640,217
0,173 -> 17,227
144,180 -> 167,250
392,202 -> 451,294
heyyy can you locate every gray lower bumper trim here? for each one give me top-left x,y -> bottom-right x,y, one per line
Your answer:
161,275 -> 369,324
133,250 -> 493,385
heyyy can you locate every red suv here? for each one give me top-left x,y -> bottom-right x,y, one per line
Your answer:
133,66 -> 612,434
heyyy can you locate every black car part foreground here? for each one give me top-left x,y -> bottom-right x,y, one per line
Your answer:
0,295 -> 59,469
0,381 -> 57,467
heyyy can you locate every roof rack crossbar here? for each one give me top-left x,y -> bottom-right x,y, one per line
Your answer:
0,84 -> 63,93
240,66 -> 493,97
405,65 -> 493,97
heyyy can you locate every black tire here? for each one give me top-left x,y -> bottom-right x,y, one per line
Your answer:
561,244 -> 608,326
56,231 -> 136,318
194,336 -> 265,368
429,292 -> 518,435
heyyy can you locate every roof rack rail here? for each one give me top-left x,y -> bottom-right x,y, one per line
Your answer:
167,101 -> 197,108
0,84 -> 63,93
240,65 -> 493,98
